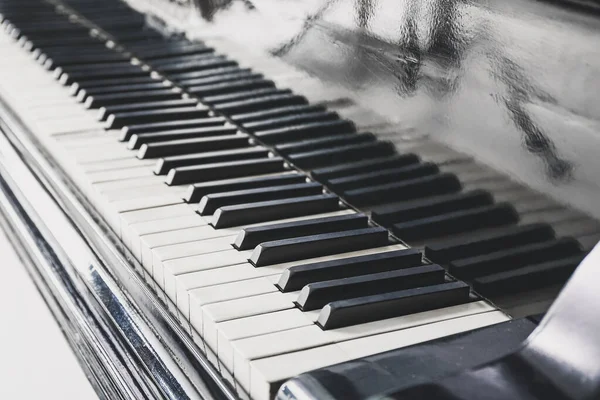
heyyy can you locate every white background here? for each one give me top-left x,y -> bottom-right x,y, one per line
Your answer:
0,229 -> 97,400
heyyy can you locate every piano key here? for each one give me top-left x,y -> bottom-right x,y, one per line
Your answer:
472,254 -> 585,296
43,52 -> 130,69
327,162 -> 439,191
178,71 -> 263,87
345,173 -> 462,207
168,66 -> 250,82
172,245 -> 408,304
211,92 -> 306,114
234,213 -> 368,250
392,203 -> 519,241
137,133 -> 249,159
298,265 -> 446,311
128,125 -> 237,149
78,81 -> 170,100
59,65 -> 149,85
85,88 -> 182,109
148,53 -> 225,68
211,194 -> 341,229
132,42 -> 213,59
156,147 -> 270,175
248,311 -> 508,400
289,141 -> 396,169
188,78 -> 276,98
231,104 -> 327,124
155,57 -> 237,74
317,281 -> 470,330
255,120 -> 356,145
197,182 -> 323,215
185,172 -> 306,203
231,301 -> 496,389
70,76 -> 159,94
448,237 -> 583,279
98,98 -> 199,122
249,227 -> 390,267
120,116 -> 227,141
242,111 -> 340,133
424,223 -> 557,263
311,154 -> 421,181
106,106 -> 210,129
277,249 -> 423,292
274,132 -> 376,155
371,189 -> 494,226
166,157 -> 286,186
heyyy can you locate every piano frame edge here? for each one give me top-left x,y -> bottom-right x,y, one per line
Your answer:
0,96 -> 237,400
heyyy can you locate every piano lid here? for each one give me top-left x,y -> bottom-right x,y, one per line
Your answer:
126,0 -> 600,221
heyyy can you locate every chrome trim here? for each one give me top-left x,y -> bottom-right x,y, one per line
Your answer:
0,85 -> 237,399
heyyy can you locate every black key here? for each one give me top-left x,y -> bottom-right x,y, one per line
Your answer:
70,76 -> 158,94
204,88 -> 290,104
289,141 -> 397,169
275,133 -> 375,156
188,79 -> 276,98
85,89 -> 182,109
166,157 -> 286,186
128,126 -> 237,150
211,92 -> 306,114
424,223 -> 556,264
197,182 -> 323,215
255,120 -> 356,145
44,52 -> 129,69
211,194 -> 340,229
232,105 -> 326,124
235,213 -> 369,250
249,227 -> 390,267
133,43 -> 212,59
106,107 -> 210,129
311,154 -> 421,181
169,66 -> 249,82
328,162 -> 439,192
78,81 -> 169,100
317,281 -> 470,330
98,98 -> 198,121
145,53 -> 218,67
156,147 -> 269,175
243,111 -> 340,133
448,237 -> 582,279
345,173 -> 462,207
59,65 -> 148,85
156,57 -> 237,74
277,248 -> 423,292
372,189 -> 494,226
137,134 -> 249,159
297,264 -> 446,311
393,203 -> 519,242
120,117 -> 226,141
472,254 -> 585,296
185,173 -> 307,203
179,71 -> 263,87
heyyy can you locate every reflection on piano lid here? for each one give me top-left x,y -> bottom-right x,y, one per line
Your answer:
0,0 -> 598,399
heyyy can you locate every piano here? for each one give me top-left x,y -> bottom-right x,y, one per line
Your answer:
0,0 -> 598,399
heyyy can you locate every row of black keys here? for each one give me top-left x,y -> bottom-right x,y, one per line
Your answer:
0,0 -> 585,301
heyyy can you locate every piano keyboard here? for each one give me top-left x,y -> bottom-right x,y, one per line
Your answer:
0,1 -> 598,399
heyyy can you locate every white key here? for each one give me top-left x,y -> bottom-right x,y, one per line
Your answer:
248,311 -> 509,400
231,301 -> 495,388
128,215 -> 208,260
201,292 -> 299,352
173,245 -> 407,309
151,235 -> 238,281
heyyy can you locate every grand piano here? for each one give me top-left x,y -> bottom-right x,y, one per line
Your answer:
0,0 -> 598,399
